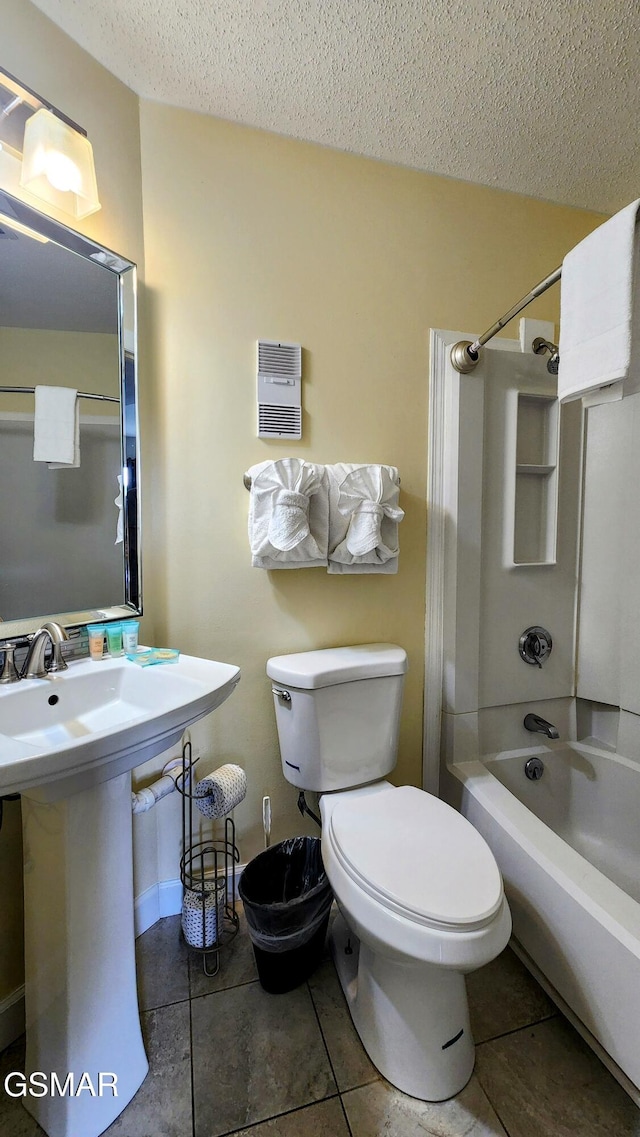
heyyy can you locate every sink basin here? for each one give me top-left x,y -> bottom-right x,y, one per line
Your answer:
0,652 -> 240,797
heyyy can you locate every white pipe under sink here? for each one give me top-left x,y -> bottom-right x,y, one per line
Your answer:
131,758 -> 187,814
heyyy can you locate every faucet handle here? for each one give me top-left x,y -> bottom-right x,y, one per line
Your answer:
519,626 -> 552,668
0,643 -> 20,684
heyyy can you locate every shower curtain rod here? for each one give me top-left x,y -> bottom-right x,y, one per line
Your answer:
450,265 -> 562,373
0,385 -> 120,403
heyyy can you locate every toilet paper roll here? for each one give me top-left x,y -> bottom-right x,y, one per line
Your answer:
194,763 -> 247,819
181,882 -> 225,949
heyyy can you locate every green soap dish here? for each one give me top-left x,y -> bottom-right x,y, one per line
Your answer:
125,648 -> 180,667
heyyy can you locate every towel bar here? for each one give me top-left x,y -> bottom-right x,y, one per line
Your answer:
0,384 -> 120,404
243,470 -> 400,489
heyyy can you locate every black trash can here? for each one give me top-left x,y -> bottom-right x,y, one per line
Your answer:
238,836 -> 333,994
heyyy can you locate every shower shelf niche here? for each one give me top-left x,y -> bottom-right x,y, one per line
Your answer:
509,392 -> 559,567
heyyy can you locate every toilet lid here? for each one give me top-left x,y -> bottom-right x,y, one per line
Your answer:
328,785 -> 503,929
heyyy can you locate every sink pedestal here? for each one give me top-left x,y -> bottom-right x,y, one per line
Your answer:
21,771 -> 148,1137
0,652 -> 241,1137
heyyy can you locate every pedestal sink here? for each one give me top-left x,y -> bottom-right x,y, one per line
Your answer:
0,653 -> 240,1137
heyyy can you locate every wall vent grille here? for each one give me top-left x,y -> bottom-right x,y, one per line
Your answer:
257,404 -> 302,439
257,339 -> 302,439
257,340 -> 301,379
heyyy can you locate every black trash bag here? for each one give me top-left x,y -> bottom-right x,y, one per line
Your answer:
239,836 -> 333,993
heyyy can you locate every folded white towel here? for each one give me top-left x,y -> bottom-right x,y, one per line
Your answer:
558,199 -> 640,404
327,463 -> 403,574
246,458 -> 329,568
194,763 -> 247,820
33,385 -> 80,468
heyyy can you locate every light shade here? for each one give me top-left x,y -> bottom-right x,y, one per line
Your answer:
20,108 -> 100,219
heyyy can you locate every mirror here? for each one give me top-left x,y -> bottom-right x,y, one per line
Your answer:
0,189 -> 140,642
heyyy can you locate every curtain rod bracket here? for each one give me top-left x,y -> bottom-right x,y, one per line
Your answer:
450,341 -> 480,373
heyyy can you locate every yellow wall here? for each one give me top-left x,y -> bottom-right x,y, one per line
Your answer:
138,102 -> 605,860
0,0 -> 145,1006
0,328 -> 119,412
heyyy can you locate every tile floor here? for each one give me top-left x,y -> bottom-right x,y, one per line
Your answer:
2,906 -> 640,1137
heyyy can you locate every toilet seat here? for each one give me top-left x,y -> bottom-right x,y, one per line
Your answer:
328,784 -> 504,932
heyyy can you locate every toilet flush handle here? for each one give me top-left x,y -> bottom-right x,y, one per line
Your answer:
272,687 -> 291,703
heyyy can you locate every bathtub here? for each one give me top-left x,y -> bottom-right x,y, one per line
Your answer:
447,740 -> 640,1100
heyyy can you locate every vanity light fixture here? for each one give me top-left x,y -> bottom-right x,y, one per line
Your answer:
0,67 -> 100,219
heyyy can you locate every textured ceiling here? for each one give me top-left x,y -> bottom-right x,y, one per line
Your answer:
29,0 -> 640,213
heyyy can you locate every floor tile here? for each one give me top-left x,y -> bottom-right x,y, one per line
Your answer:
105,1001 -> 192,1136
135,914 -> 190,1011
192,980 -> 337,1137
475,1015 -> 640,1137
308,958 -> 378,1091
466,947 -> 556,1044
0,1036 -> 45,1136
189,903 -> 258,998
343,1074 -> 508,1137
226,1096 -> 350,1135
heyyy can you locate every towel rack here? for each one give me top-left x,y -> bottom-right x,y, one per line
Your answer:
243,470 -> 401,489
0,385 -> 120,404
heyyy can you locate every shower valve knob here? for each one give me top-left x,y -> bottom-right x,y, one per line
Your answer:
519,626 -> 552,667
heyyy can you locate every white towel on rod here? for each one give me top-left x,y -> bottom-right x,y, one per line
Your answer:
33,385 -> 80,468
558,199 -> 640,404
327,463 -> 403,574
246,458 -> 329,568
114,474 -> 124,545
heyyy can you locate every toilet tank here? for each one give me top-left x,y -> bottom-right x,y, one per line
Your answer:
266,644 -> 407,792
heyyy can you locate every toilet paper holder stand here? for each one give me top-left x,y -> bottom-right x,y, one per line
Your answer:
176,739 -> 240,976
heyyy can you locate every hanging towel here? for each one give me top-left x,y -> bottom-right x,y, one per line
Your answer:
558,199 -> 640,404
115,473 -> 124,545
33,385 -> 80,468
246,458 -> 329,568
327,463 -> 404,574
194,763 -> 247,820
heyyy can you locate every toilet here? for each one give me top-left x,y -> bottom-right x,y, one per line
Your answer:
267,643 -> 511,1102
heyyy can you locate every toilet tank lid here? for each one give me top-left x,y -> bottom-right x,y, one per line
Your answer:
266,643 -> 407,689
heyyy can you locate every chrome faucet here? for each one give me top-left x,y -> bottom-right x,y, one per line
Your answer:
523,713 -> 559,740
21,621 -> 69,680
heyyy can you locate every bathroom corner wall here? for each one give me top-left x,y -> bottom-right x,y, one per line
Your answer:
0,0 -> 146,1010
138,100 -> 604,863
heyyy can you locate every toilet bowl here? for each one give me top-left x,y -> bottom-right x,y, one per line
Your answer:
321,781 -> 511,1099
267,644 -> 512,1100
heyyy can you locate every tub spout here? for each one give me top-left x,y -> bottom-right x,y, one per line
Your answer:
523,713 -> 559,739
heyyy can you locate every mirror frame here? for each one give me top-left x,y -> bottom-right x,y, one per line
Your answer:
0,188 -> 141,643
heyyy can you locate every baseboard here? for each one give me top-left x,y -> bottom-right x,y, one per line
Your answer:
134,866 -> 245,938
134,878 -> 183,937
0,985 -> 25,1052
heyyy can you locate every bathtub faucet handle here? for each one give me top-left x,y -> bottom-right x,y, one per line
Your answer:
519,627 -> 552,668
